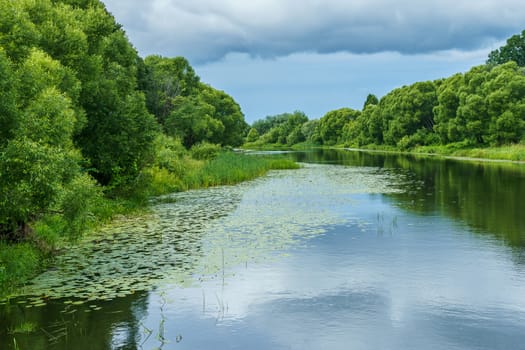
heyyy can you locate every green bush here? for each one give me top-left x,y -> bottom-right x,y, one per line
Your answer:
190,142 -> 222,160
0,242 -> 40,294
59,174 -> 102,239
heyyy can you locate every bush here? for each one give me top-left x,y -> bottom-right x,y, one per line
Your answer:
58,174 -> 102,239
190,142 -> 221,160
0,242 -> 40,294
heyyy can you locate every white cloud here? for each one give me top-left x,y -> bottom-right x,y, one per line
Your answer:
103,0 -> 525,62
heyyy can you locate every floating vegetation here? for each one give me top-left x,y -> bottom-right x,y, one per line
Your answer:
4,164 -> 406,306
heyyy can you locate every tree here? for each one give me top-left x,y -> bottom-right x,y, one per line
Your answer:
165,96 -> 224,148
301,120 -> 321,144
484,62 -> 525,144
487,29 -> 525,67
363,93 -> 379,109
199,84 -> 248,147
246,128 -> 260,143
251,111 -> 308,145
380,81 -> 437,146
142,55 -> 200,124
433,74 -> 463,143
0,50 -> 18,146
318,108 -> 360,145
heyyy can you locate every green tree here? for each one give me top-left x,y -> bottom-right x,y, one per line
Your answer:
433,74 -> 464,143
0,50 -> 18,146
301,120 -> 321,144
487,29 -> 525,67
143,55 -> 200,124
381,81 -> 437,146
199,84 -> 248,147
484,62 -> 525,144
246,128 -> 260,143
363,93 -> 379,109
0,0 -> 40,62
318,108 -> 360,145
252,111 -> 308,145
165,96 -> 224,148
0,139 -> 76,235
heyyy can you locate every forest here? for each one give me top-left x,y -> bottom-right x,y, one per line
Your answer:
246,30 -> 525,157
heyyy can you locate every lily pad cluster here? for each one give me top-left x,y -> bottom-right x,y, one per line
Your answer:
7,164 -> 406,306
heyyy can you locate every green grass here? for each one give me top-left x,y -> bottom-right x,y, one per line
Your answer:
412,143 -> 525,162
148,151 -> 299,194
450,144 -> 525,161
185,152 -> 299,188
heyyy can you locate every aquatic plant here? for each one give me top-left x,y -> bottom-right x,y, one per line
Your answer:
5,164 -> 405,306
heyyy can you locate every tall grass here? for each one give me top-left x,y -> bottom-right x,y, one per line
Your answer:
185,152 -> 299,188
147,152 -> 299,195
450,144 -> 525,161
414,143 -> 525,161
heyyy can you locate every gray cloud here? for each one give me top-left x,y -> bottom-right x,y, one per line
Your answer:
103,0 -> 524,62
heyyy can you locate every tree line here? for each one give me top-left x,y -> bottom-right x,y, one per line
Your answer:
0,0 -> 248,241
246,30 -> 525,150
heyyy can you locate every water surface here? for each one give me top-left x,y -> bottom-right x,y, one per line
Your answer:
1,150 -> 525,349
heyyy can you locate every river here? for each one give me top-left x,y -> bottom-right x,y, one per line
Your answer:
1,149 -> 525,349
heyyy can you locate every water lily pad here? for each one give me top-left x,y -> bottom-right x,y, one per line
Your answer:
4,164 -> 405,306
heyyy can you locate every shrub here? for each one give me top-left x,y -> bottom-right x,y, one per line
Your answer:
190,142 -> 221,160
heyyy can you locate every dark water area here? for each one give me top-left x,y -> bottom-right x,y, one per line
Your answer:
1,150 -> 525,349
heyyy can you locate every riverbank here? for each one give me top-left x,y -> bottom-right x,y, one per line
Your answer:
243,141 -> 525,164
0,152 -> 299,298
339,144 -> 525,164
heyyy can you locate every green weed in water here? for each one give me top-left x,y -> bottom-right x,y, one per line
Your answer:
8,321 -> 37,334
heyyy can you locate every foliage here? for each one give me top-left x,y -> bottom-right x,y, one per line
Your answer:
363,93 -> 379,109
249,111 -> 309,146
0,242 -> 41,294
142,55 -> 200,124
318,108 -> 361,145
143,56 -> 248,148
190,142 -> 222,160
0,140 -> 75,235
0,0 -> 252,293
340,45 -> 525,151
246,128 -> 260,143
487,29 -> 525,67
433,62 -> 525,146
183,152 -> 299,188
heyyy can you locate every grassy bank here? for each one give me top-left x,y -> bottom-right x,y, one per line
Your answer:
243,138 -> 525,164
0,150 -> 298,298
342,142 -> 525,163
145,151 -> 299,196
412,143 -> 525,162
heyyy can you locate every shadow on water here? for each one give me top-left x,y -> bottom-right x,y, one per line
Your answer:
293,149 -> 525,249
0,291 -> 149,350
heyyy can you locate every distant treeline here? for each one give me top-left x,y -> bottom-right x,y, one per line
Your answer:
0,0 -> 249,241
246,30 -> 525,150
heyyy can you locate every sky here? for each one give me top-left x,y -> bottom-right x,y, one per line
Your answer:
102,0 -> 525,123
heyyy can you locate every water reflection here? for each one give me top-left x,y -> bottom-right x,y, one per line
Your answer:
1,291 -> 148,350
294,149 -> 525,247
2,150 -> 525,349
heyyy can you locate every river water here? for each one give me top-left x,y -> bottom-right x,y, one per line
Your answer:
1,149 -> 525,349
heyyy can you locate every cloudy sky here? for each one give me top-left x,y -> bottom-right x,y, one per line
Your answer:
102,0 -> 524,123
